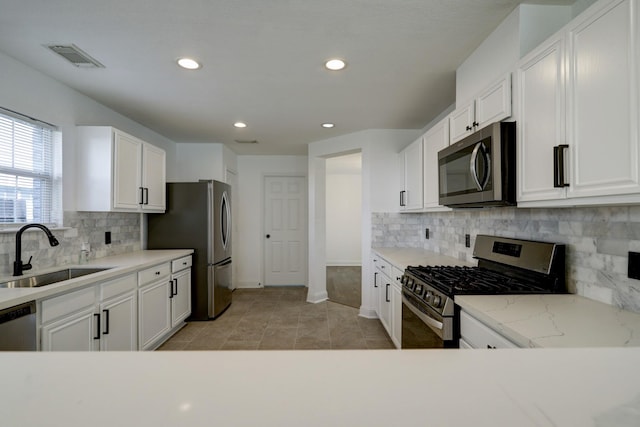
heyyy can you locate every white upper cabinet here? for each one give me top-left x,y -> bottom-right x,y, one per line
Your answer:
516,0 -> 640,206
449,74 -> 512,143
516,36 -> 568,202
399,136 -> 424,211
566,0 -> 640,200
77,126 -> 166,212
423,117 -> 450,210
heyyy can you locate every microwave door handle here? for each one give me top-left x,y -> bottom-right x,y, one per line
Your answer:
469,142 -> 491,191
469,143 -> 484,191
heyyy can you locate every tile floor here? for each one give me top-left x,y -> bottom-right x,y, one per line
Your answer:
157,286 -> 395,350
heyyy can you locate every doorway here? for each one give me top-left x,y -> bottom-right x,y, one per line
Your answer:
325,152 -> 362,308
263,175 -> 307,286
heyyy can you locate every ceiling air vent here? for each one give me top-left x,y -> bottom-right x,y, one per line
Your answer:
45,44 -> 105,68
234,140 -> 258,144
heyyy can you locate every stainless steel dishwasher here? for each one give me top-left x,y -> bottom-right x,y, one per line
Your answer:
0,301 -> 36,351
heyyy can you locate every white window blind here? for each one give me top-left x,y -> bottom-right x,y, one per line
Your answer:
0,110 -> 54,224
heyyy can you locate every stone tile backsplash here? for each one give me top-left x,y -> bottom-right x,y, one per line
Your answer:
0,211 -> 141,277
372,207 -> 640,313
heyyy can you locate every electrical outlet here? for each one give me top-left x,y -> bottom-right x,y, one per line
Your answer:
465,234 -> 471,248
425,228 -> 430,239
629,252 -> 640,280
105,231 -> 111,245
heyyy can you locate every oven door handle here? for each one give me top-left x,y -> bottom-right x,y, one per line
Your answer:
402,295 -> 445,339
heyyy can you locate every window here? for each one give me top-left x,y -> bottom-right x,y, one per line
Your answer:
0,110 -> 55,225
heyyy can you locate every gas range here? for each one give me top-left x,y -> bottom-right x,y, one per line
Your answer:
400,235 -> 565,346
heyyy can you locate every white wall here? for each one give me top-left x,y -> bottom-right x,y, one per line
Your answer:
307,129 -> 419,315
455,9 -> 520,107
456,4 -> 572,107
0,51 -> 178,211
235,155 -> 308,288
174,143 -> 225,182
326,154 -> 362,265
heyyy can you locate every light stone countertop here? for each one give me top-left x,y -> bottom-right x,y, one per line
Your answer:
0,249 -> 193,310
1,349 -> 640,427
372,246 -> 473,270
456,294 -> 640,348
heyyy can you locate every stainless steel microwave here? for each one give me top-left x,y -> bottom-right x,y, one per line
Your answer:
438,122 -> 516,208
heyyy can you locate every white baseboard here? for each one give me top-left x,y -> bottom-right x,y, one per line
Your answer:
306,290 -> 328,304
358,307 -> 378,319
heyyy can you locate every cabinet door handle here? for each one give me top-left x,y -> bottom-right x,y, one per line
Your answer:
553,144 -> 570,188
466,125 -> 472,131
169,280 -> 174,298
103,309 -> 110,335
139,187 -> 145,205
472,121 -> 479,128
374,272 -> 378,288
399,190 -> 406,207
385,284 -> 390,302
173,279 -> 178,296
144,187 -> 149,205
93,313 -> 101,340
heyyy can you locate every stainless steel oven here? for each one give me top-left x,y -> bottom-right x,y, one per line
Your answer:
438,122 -> 516,208
400,235 -> 566,349
401,291 -> 456,348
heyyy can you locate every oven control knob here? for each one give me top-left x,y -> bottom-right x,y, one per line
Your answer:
415,284 -> 423,294
407,278 -> 414,288
433,295 -> 442,308
425,290 -> 432,300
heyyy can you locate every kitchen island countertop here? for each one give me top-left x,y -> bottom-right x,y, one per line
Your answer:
1,348 -> 639,427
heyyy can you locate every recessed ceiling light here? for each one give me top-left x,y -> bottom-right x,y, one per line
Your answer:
325,59 -> 346,71
321,123 -> 335,128
177,58 -> 201,70
233,122 -> 247,128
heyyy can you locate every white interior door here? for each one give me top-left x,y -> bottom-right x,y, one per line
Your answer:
264,176 -> 307,286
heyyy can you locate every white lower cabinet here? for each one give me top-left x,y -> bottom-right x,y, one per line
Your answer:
138,264 -> 172,351
373,252 -> 401,349
459,310 -> 518,349
378,273 -> 392,335
38,254 -> 191,352
41,306 -> 97,351
170,257 -> 192,327
138,257 -> 192,350
390,272 -> 403,348
40,274 -> 137,351
99,292 -> 137,351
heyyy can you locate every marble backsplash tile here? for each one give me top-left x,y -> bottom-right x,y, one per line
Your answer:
0,211 -> 141,278
372,207 -> 640,313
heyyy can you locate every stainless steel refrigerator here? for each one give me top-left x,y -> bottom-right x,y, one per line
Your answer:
147,180 -> 232,320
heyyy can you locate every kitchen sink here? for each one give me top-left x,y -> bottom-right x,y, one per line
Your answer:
0,267 -> 112,289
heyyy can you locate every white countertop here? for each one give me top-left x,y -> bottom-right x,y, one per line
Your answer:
456,294 -> 640,348
2,349 -> 640,427
372,247 -> 473,270
0,249 -> 193,310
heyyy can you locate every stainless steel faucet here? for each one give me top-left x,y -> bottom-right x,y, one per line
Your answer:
13,223 -> 60,276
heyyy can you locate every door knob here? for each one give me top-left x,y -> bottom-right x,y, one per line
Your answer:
266,234 -> 270,239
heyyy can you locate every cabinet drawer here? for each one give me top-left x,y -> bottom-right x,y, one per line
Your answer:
375,257 -> 391,275
171,256 -> 192,273
138,263 -> 170,287
41,286 -> 96,324
460,310 -> 518,349
100,273 -> 136,300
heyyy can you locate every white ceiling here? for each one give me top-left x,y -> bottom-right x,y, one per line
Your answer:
0,0 -> 574,155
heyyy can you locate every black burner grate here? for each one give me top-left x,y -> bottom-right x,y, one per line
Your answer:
405,265 -> 552,296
